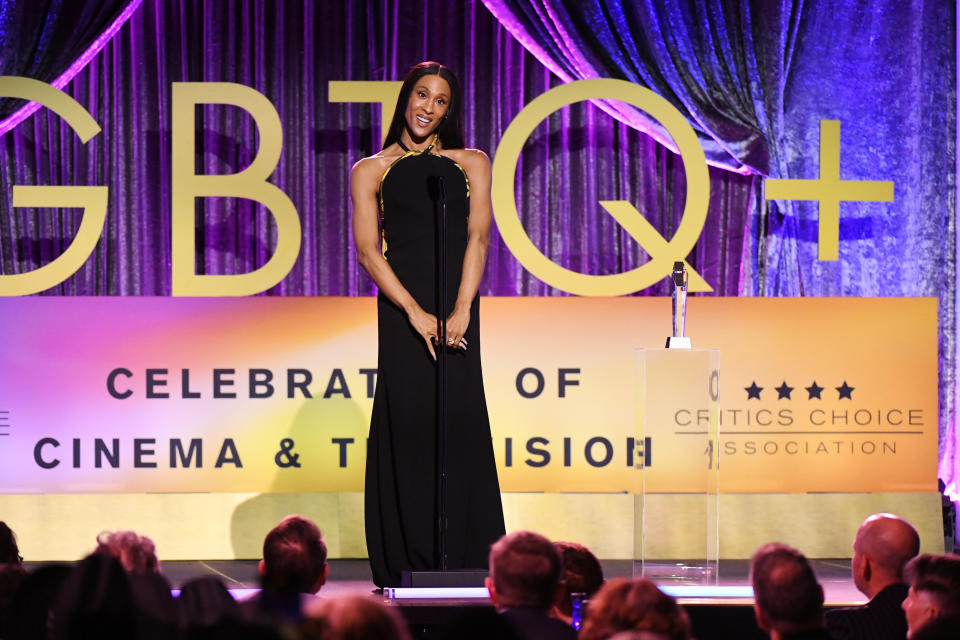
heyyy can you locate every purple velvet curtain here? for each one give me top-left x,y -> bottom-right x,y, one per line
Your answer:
481,0 -> 794,176
0,0 -> 132,115
0,0 -> 756,298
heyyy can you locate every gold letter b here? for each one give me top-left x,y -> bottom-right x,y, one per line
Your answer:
171,83 -> 301,296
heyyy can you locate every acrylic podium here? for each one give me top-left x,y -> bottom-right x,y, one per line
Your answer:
634,348 -> 720,582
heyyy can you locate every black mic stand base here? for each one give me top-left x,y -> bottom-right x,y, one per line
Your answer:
400,569 -> 489,588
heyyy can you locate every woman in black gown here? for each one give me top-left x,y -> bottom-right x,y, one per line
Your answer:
350,62 -> 505,587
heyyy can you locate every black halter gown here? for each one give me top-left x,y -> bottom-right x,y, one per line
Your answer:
364,139 -> 505,587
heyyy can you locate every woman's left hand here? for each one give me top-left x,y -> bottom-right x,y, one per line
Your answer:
444,306 -> 470,351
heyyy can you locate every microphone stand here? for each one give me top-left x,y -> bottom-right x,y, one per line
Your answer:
435,173 -> 449,571
399,160 -> 487,587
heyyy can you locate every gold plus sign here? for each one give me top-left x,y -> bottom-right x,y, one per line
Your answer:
764,120 -> 894,261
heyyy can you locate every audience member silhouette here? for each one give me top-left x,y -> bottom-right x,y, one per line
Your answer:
606,632 -> 674,640
552,540 -> 604,626
9,520 -> 957,640
485,531 -> 577,640
578,577 -> 691,640
178,576 -> 241,629
51,553 -> 137,640
826,513 -> 920,640
0,564 -> 26,639
91,529 -> 179,638
128,570 -> 179,640
901,553 -> 960,639
437,606 -> 523,640
178,575 -> 284,639
240,514 -> 329,629
301,594 -> 412,640
94,529 -> 160,576
259,515 -> 328,594
4,564 -> 70,640
750,542 -> 832,640
0,523 -> 20,566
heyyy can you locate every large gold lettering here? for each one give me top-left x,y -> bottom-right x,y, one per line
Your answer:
170,82 -> 301,296
490,79 -> 711,296
2,78 -> 878,296
0,77 -> 108,295
764,120 -> 894,261
328,81 -> 402,144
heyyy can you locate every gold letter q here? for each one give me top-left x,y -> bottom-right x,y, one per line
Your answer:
491,79 -> 710,296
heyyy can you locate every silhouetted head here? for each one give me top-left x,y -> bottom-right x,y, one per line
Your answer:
486,530 -> 562,611
750,542 -> 825,636
902,553 -> 960,638
578,577 -> 690,640
0,522 -> 21,565
52,553 -> 137,640
553,540 -> 604,618
302,594 -> 412,640
261,515 -> 328,594
851,513 -> 920,597
94,530 -> 159,576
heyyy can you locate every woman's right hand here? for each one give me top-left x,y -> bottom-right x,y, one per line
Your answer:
407,306 -> 439,360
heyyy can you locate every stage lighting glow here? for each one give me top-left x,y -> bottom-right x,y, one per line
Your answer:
659,585 -> 754,598
382,585 -> 753,600
384,587 -> 492,599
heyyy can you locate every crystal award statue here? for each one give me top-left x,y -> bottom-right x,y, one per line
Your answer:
665,261 -> 691,349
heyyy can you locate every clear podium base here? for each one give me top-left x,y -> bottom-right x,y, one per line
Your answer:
638,561 -> 717,584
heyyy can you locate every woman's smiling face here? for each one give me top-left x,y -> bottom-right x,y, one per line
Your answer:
404,74 -> 451,140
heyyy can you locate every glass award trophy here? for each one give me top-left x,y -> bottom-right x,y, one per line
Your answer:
635,264 -> 719,583
666,261 -> 691,349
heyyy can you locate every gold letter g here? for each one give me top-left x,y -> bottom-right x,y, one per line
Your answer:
0,76 -> 108,295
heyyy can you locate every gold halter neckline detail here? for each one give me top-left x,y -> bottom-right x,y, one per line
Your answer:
397,133 -> 438,154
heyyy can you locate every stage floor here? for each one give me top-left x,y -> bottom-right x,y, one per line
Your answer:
141,558 -> 864,607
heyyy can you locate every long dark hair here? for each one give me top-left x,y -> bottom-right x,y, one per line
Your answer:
383,61 -> 464,150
